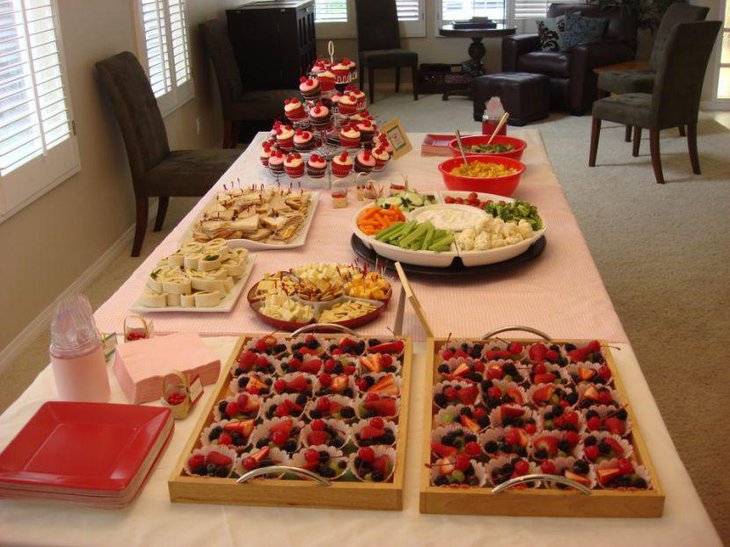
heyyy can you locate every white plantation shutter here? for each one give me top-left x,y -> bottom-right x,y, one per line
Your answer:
136,0 -> 193,116
314,0 -> 348,23
316,0 -> 424,39
397,0 -> 425,36
396,0 -> 419,20
513,0 -> 549,19
440,0 -> 506,24
0,0 -> 79,220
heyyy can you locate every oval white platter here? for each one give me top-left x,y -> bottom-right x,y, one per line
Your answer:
352,192 -> 546,268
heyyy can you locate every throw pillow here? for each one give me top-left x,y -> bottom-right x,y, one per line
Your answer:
564,12 -> 608,48
537,15 -> 568,51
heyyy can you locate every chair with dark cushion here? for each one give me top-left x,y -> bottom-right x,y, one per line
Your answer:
589,21 -> 722,184
597,3 -> 709,150
200,19 -> 296,148
96,51 -> 240,256
502,2 -> 638,114
354,0 -> 418,104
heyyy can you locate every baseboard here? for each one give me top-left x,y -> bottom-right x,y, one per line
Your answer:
0,198 -> 157,374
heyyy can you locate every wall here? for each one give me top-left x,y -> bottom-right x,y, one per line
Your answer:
0,0 -> 249,353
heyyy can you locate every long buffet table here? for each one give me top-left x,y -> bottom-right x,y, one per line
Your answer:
0,133 -> 721,546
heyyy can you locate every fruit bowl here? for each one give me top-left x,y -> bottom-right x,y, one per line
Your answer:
438,155 -> 525,197
448,135 -> 527,161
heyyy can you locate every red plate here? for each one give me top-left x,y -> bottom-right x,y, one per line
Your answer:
0,402 -> 171,493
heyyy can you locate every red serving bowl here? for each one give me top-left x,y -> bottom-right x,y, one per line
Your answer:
448,135 -> 527,160
437,155 -> 525,196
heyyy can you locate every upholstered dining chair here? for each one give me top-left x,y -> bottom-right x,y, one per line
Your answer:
588,21 -> 721,184
200,19 -> 295,148
96,51 -> 240,257
596,2 -> 709,150
354,0 -> 418,104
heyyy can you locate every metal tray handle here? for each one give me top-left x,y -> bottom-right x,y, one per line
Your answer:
291,323 -> 356,336
491,473 -> 591,494
236,465 -> 331,486
481,326 -> 552,341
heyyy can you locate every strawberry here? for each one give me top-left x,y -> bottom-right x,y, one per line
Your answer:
506,389 -> 524,404
369,374 -> 399,396
248,446 -> 270,466
460,414 -> 480,433
597,467 -> 622,486
372,455 -> 391,477
585,445 -> 599,460
206,451 -> 232,467
269,418 -> 293,437
565,470 -> 591,486
587,416 -> 602,431
273,379 -> 287,392
524,422 -> 537,434
487,386 -> 502,399
534,362 -> 547,374
513,460 -> 530,475
318,373 -> 332,387
188,454 -> 205,469
358,447 -> 375,463
451,363 -> 471,378
583,385 -> 600,402
533,436 -> 558,456
364,397 -> 396,416
486,364 -> 504,380
598,390 -> 613,405
465,441 -> 481,457
271,429 -> 288,445
563,411 -> 579,428
564,431 -> 580,447
504,428 -> 521,446
533,372 -> 556,385
300,359 -> 321,373
545,349 -> 559,362
540,460 -> 557,474
316,397 -> 331,412
598,365 -> 612,380
367,340 -> 404,354
486,349 -> 511,360
360,425 -> 386,440
473,408 -> 487,419
617,458 -> 633,475
287,375 -> 310,392
307,430 -> 330,445
369,417 -> 384,428
500,405 -> 525,420
330,375 -> 349,392
529,343 -> 547,362
443,386 -> 458,401
239,350 -> 257,365
605,417 -> 626,435
605,437 -> 625,455
225,402 -> 239,417
441,349 -> 454,360
578,368 -> 596,381
455,454 -> 471,472
507,341 -> 523,355
587,340 -> 601,352
532,384 -> 555,403
431,442 -> 457,458
359,355 -> 381,373
457,385 -> 478,405
218,432 -> 233,446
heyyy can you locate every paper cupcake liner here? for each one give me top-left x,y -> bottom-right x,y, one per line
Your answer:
200,419 -> 254,454
435,356 -> 483,383
355,372 -> 402,398
541,456 -> 597,490
429,459 -> 486,488
351,445 -> 396,483
564,362 -> 614,388
291,444 -> 349,481
538,406 -> 585,435
242,337 -> 291,360
288,334 -> 328,356
594,459 -> 652,490
275,355 -> 323,376
351,418 -> 398,447
262,393 -> 308,420
358,354 -> 402,376
478,426 -> 530,459
213,393 -> 262,422
481,380 -> 528,407
324,354 -> 359,376
488,405 -> 535,429
299,418 -> 350,449
433,380 -> 481,409
435,404 -> 473,428
305,394 -> 357,423
583,431 -> 634,462
526,383 -> 576,408
249,416 -> 305,454
314,373 -> 356,398
271,372 -> 316,397
485,456 -> 539,488
234,348 -> 279,375
355,394 -> 401,420
528,431 -> 583,461
582,404 -> 632,437
528,362 -> 567,386
183,444 -> 237,478
577,384 -> 623,409
228,373 -> 273,397
233,447 -> 290,478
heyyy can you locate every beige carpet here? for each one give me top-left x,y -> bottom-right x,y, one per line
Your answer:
1,93 -> 728,543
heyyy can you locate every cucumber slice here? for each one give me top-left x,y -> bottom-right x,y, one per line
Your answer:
405,191 -> 423,206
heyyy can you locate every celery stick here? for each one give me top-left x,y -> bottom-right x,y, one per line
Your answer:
420,225 -> 434,250
400,223 -> 429,247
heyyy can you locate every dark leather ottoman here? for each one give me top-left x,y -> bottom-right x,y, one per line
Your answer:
472,72 -> 550,125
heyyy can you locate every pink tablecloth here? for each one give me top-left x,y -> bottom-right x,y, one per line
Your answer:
94,132 -> 627,343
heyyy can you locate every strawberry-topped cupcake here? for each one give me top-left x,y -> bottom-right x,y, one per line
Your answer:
268,152 -> 285,176
331,151 -> 353,178
310,59 -> 328,74
339,124 -> 361,148
308,101 -> 332,130
284,97 -> 306,122
275,124 -> 294,150
345,86 -> 366,110
306,153 -> 327,178
327,90 -> 343,109
260,142 -> 273,167
270,119 -> 282,137
348,110 -> 371,124
337,93 -> 358,115
353,417 -> 397,447
356,119 -> 376,144
318,69 -> 336,92
293,128 -> 315,151
331,60 -> 350,80
299,75 -> 321,100
374,132 -> 393,157
354,149 -> 376,173
284,152 -> 304,178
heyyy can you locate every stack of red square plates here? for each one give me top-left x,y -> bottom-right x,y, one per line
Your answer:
0,402 -> 173,508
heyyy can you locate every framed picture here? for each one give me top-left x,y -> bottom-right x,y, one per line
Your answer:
381,118 -> 413,160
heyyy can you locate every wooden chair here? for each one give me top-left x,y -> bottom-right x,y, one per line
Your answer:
596,3 -> 709,151
354,0 -> 418,104
95,51 -> 240,256
200,19 -> 296,148
589,21 -> 721,184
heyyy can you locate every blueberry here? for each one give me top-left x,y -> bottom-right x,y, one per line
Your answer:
573,460 -> 589,474
281,362 -> 290,371
566,392 -> 579,405
584,435 -> 597,446
234,367 -> 244,376
552,405 -> 563,416
438,364 -> 450,374
338,460 -> 347,469
343,388 -> 354,398
333,437 -> 344,448
535,448 -> 548,459
320,466 -> 336,478
238,377 -> 249,388
544,411 -> 554,420
434,393 -> 448,407
632,478 -> 648,489
216,467 -> 229,477
206,463 -> 218,475
477,415 -> 489,428
265,378 -> 273,385
368,339 -> 380,347
549,345 -> 560,352
616,409 -> 628,420
333,363 -> 344,374
292,352 -> 303,361
340,407 -> 355,419
565,343 -> 577,352
469,348 -> 482,359
434,475 -> 449,486
598,441 -> 611,454
295,394 -> 308,406
460,407 -> 472,417
256,439 -> 267,448
319,450 -> 330,462
192,466 -> 206,476
371,471 -> 384,482
306,340 -> 318,350
284,440 -> 297,452
218,401 -> 228,414
310,409 -> 322,419
558,440 -> 571,453
209,426 -> 223,441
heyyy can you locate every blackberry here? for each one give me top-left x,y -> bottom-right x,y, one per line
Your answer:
206,464 -> 218,476
340,407 -> 355,419
484,441 -> 499,453
501,463 -> 514,475
256,439 -> 267,448
319,450 -> 330,462
295,394 -> 308,406
442,432 -> 457,446
371,471 -> 385,482
234,368 -> 244,376
477,415 -> 489,428
434,475 -> 449,486
192,466 -> 206,476
320,466 -> 336,478
461,343 -> 470,351
481,380 -> 493,391
549,345 -> 560,352
368,339 -> 381,347
614,476 -> 631,487
232,433 -> 244,446
365,377 -> 375,387
218,401 -> 228,414
465,433 -> 476,443
434,393 -> 448,407
354,341 -> 366,354
209,427 -> 223,441
487,397 -> 500,408
216,467 -> 229,477
280,362 -> 290,371
343,388 -> 354,398
598,441 -> 611,454
552,405 -> 563,416
565,343 -> 577,352
558,440 -> 571,453
238,377 -> 249,388
283,440 -> 297,452
467,372 -> 482,383
632,478 -> 648,489
544,411 -> 554,420
573,460 -> 589,474
535,448 -> 548,459
586,410 -> 599,420
338,460 -> 347,469
292,352 -> 303,361
275,343 -> 287,353
503,363 -> 518,376
332,437 -> 344,448
584,435 -> 597,446
558,357 -> 568,366
566,392 -> 579,405
292,342 -> 304,351
460,407 -> 473,417
306,340 -> 319,350
310,409 -> 322,419
333,363 -> 344,374
469,348 -> 482,359
265,378 -> 273,385
616,409 -> 628,420
473,343 -> 484,353
382,432 -> 395,444
438,364 -> 450,374
502,416 -> 514,427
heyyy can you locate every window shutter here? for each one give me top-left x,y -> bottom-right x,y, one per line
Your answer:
441,1 -> 505,23
314,0 -> 348,23
139,0 -> 171,97
513,0 -> 549,19
396,0 -> 420,21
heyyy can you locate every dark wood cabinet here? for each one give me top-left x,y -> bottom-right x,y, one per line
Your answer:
226,1 -> 316,90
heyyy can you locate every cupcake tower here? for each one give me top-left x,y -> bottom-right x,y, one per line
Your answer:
428,339 -> 652,491
185,333 -> 406,483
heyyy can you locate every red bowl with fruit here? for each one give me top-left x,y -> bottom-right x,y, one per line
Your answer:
438,155 -> 525,196
448,135 -> 527,160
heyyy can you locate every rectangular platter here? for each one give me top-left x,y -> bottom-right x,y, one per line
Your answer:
420,337 -> 665,517
169,333 -> 412,510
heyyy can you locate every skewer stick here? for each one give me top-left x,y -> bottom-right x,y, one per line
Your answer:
394,261 -> 433,337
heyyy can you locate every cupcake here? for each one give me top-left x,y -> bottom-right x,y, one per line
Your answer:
267,150 -> 285,174
348,110 -> 371,124
328,90 -> 343,109
293,128 -> 315,151
284,153 -> 305,178
260,143 -> 273,167
270,119 -> 282,137
308,102 -> 331,130
337,93 -> 358,115
318,70 -> 336,92
354,149 -> 376,173
299,76 -> 321,100
374,132 -> 393,157
306,153 -> 327,178
331,151 -> 353,178
356,120 -> 376,144
346,85 -> 366,110
275,124 -> 294,149
331,61 -> 349,80
371,146 -> 389,171
284,97 -> 306,122
339,125 -> 361,148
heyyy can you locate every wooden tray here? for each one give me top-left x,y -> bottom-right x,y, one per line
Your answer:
169,334 -> 412,510
419,337 -> 665,517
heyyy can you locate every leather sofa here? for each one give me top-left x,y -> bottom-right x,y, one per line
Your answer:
502,3 -> 638,115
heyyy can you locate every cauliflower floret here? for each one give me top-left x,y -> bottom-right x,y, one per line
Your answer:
517,219 -> 534,238
474,231 -> 491,250
505,235 -> 523,245
500,222 -> 519,237
460,228 -> 476,240
492,238 -> 508,248
490,217 -> 505,233
475,216 -> 492,234
457,233 -> 475,251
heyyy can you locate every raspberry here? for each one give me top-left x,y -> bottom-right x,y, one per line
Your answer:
358,447 -> 375,463
465,441 -> 481,456
369,417 -> 384,429
274,379 -> 287,392
598,390 -> 613,405
618,458 -> 633,475
271,430 -> 288,445
188,454 -> 205,469
587,416 -> 602,431
540,460 -> 557,474
443,386 -> 458,401
255,339 -> 267,352
514,460 -> 529,475
218,433 -> 233,445
598,365 -> 612,380
256,355 -> 269,368
534,363 -> 547,374
381,354 -> 393,366
319,374 -> 332,387
585,445 -> 599,460
243,457 -> 258,471
307,430 -> 329,445
487,386 -> 502,399
240,350 -> 257,365
316,397 -> 330,412
305,449 -> 320,464
311,419 -> 326,431
524,423 -> 537,434
206,451 -> 232,467
564,431 -> 580,447
225,402 -> 238,417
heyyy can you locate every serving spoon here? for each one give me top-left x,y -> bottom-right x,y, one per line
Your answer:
454,129 -> 469,166
486,112 -> 510,145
